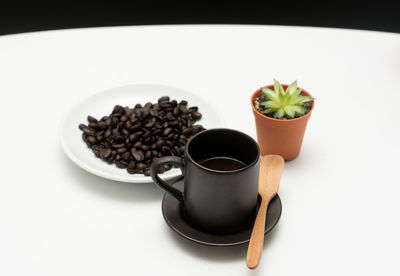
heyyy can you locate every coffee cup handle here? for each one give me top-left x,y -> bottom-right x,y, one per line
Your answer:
150,156 -> 185,203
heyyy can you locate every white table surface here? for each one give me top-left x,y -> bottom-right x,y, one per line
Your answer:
1,25 -> 399,276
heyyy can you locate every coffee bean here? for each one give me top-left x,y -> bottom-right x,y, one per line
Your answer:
144,120 -> 155,128
129,123 -> 141,131
158,96 -> 170,103
115,160 -> 127,168
134,109 -> 142,118
92,147 -> 101,158
195,125 -> 204,133
179,105 -> 188,114
173,107 -> 180,116
192,112 -> 202,120
127,167 -> 136,174
141,144 -> 150,151
150,109 -> 158,117
144,169 -> 151,176
129,133 -> 139,142
87,116 -> 98,123
100,148 -> 111,158
166,113 -> 174,121
163,128 -> 173,136
161,146 -> 170,154
111,116 -> 119,126
104,129 -> 111,138
132,151 -> 144,162
136,163 -> 147,170
97,122 -> 106,129
182,128 -> 192,135
112,105 -> 124,115
142,109 -> 150,119
121,152 -> 131,161
122,129 -> 129,136
155,140 -> 165,149
87,136 -> 96,144
79,124 -> 87,131
130,117 -> 139,124
159,102 -> 171,108
80,97 -> 205,175
116,147 -> 127,154
144,150 -> 152,160
82,127 -> 95,136
112,143 -> 125,148
133,141 -> 142,149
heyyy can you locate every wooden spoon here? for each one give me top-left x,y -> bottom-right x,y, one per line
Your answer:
246,154 -> 284,269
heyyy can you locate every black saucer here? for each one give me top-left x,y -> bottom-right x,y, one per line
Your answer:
161,179 -> 282,247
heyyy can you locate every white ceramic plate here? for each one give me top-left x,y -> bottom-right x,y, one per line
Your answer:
59,84 -> 225,183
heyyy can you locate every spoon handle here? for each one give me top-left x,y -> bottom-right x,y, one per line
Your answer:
246,199 -> 269,269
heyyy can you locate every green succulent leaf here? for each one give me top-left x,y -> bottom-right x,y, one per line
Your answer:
258,79 -> 314,119
273,108 -> 285,118
299,96 -> 314,104
261,108 -> 274,114
261,101 -> 280,109
274,108 -> 285,119
273,79 -> 281,95
286,80 -> 298,95
291,88 -> 303,98
283,106 -> 295,118
292,105 -> 306,116
261,87 -> 279,102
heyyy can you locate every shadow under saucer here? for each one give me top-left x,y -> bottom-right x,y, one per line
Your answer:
162,179 -> 282,247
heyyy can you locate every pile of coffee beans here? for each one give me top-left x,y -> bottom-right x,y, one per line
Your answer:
79,96 -> 205,176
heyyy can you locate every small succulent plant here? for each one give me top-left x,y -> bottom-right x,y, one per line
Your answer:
260,79 -> 314,119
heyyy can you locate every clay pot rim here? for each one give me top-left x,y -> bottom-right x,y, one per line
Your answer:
250,84 -> 315,122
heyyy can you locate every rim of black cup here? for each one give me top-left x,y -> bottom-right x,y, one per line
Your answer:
185,128 -> 260,174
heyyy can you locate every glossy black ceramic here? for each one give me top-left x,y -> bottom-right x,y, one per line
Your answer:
162,179 -> 282,247
151,128 -> 260,234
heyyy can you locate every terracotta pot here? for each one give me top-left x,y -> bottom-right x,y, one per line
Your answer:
250,84 -> 314,161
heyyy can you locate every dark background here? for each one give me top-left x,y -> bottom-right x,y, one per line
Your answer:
1,0 -> 400,36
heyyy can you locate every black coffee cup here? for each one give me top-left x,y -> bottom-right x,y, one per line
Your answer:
150,128 -> 260,234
